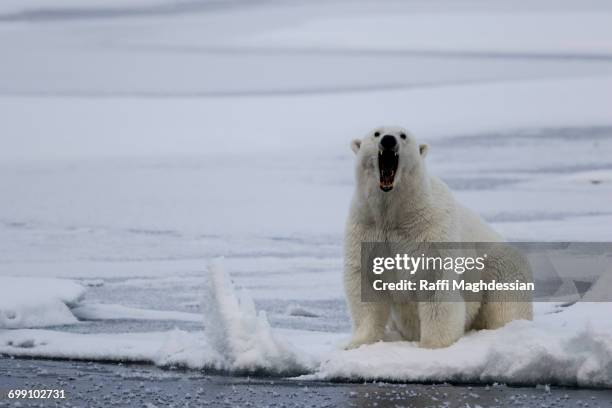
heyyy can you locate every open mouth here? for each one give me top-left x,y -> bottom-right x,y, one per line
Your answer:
378,149 -> 398,192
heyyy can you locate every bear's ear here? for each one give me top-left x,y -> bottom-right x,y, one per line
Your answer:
419,144 -> 429,158
351,139 -> 361,154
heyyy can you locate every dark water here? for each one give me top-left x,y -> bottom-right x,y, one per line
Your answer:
1,358 -> 611,408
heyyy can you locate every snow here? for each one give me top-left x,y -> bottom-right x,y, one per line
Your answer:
313,303 -> 612,387
71,303 -> 202,322
249,11 -> 612,56
1,0 -> 612,389
0,0 -> 160,15
0,277 -> 85,329
1,261 -> 611,387
2,77 -> 612,162
0,261 -> 313,375
285,304 -> 320,318
200,259 -> 312,374
0,329 -> 167,362
563,170 -> 612,185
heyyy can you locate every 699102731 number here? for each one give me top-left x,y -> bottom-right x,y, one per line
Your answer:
6,389 -> 66,399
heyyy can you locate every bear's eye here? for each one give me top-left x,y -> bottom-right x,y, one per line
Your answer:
374,132 -> 380,137
400,133 -> 406,140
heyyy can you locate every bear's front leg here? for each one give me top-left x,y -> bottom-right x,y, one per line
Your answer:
345,302 -> 390,350
343,261 -> 390,349
418,302 -> 466,348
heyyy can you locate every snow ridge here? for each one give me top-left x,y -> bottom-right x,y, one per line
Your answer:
201,258 -> 312,375
0,277 -> 85,329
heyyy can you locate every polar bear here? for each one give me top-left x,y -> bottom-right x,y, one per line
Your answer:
344,126 -> 532,349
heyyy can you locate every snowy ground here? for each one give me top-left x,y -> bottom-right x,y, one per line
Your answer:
1,0 -> 612,401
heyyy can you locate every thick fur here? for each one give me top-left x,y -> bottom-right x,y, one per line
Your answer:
344,126 -> 532,349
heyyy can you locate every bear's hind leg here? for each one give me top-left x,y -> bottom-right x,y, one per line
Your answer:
473,301 -> 532,330
473,245 -> 533,330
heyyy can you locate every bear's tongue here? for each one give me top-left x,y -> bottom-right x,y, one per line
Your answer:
378,149 -> 398,192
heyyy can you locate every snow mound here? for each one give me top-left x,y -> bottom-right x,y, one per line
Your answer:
312,303 -> 612,388
0,329 -> 168,362
200,258 -> 313,375
72,304 -> 201,322
285,304 -> 320,318
0,277 -> 85,329
154,329 -> 223,370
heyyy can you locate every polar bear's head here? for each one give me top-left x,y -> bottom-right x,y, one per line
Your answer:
351,126 -> 428,193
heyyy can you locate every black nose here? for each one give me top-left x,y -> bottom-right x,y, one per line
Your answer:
380,135 -> 397,150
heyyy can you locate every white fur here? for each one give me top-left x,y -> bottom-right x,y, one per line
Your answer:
344,126 -> 532,349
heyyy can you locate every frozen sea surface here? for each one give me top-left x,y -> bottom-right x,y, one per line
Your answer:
1,0 -> 612,396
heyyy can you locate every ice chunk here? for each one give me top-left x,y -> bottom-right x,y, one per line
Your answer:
285,304 -> 320,318
0,277 -> 85,329
201,258 -> 312,375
